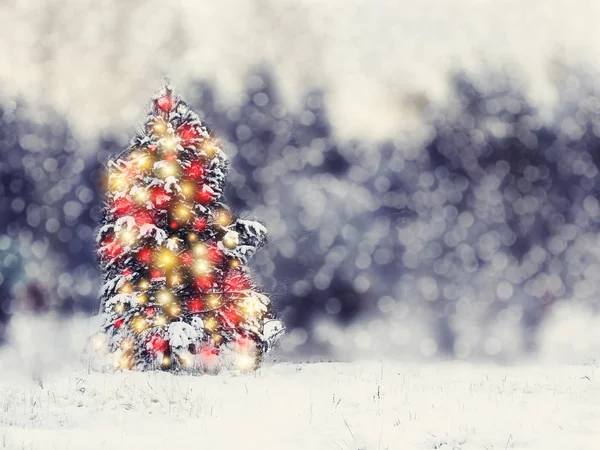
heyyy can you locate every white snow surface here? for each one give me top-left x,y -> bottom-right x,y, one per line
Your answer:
0,358 -> 597,450
0,313 -> 598,450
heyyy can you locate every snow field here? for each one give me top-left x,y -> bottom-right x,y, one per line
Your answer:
0,360 -> 597,450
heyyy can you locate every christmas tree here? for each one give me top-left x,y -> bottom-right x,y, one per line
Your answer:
95,86 -> 284,372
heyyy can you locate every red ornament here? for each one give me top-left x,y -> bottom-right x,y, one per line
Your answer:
148,145 -> 157,154
199,344 -> 218,360
187,298 -> 204,313
180,252 -> 193,266
196,187 -> 213,205
145,307 -> 156,317
114,319 -> 124,329
195,275 -> 214,292
178,124 -> 199,145
193,217 -> 207,232
137,247 -> 153,265
134,211 -> 154,226
156,95 -> 173,113
149,335 -> 169,353
186,160 -> 204,180
114,198 -> 134,215
103,237 -> 123,259
151,187 -> 171,208
170,221 -> 179,229
207,245 -> 224,265
150,268 -> 163,280
224,269 -> 251,293
223,308 -> 241,326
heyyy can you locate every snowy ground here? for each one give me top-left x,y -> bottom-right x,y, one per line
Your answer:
0,359 -> 597,450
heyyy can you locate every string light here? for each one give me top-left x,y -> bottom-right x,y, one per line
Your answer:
193,259 -> 212,275
121,339 -> 134,350
192,243 -> 207,257
114,303 -> 125,313
155,315 -> 167,327
159,161 -> 179,178
119,282 -> 133,294
108,172 -> 129,192
156,248 -> 177,269
118,229 -> 137,246
138,280 -> 150,290
212,334 -> 222,344
132,316 -> 147,333
134,189 -> 149,203
215,210 -> 233,227
188,232 -> 198,243
152,119 -> 167,135
204,316 -> 217,331
167,303 -> 181,317
157,289 -> 173,305
207,294 -> 221,308
161,355 -> 171,367
136,293 -> 148,305
180,181 -> 195,198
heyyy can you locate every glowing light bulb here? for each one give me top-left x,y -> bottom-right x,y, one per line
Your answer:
192,243 -> 207,257
193,259 -> 211,275
179,352 -> 193,367
175,205 -> 190,220
230,259 -> 241,269
204,317 -> 217,331
156,248 -> 176,269
119,230 -> 137,246
216,210 -> 232,226
188,232 -> 198,243
168,304 -> 181,317
201,140 -> 217,158
160,135 -> 178,152
168,273 -> 182,286
207,294 -> 221,308
132,316 -> 147,333
157,289 -> 173,305
212,334 -> 222,344
119,282 -> 133,294
114,303 -> 125,313
152,120 -> 167,135
155,315 -> 167,327
180,181 -> 194,197
121,339 -> 134,350
134,189 -> 149,203
235,352 -> 256,371
136,293 -> 148,305
159,162 -> 179,178
108,173 -> 129,192
138,280 -> 150,290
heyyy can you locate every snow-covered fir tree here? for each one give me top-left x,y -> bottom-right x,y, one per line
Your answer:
95,86 -> 284,372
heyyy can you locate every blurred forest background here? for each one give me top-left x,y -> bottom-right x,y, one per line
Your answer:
1,0 -> 600,362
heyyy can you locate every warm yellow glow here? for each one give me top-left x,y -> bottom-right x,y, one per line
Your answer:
204,317 -> 217,331
119,229 -> 137,245
155,315 -> 167,327
212,334 -> 222,344
223,234 -> 238,249
193,259 -> 211,275
132,315 -> 147,333
136,293 -> 147,305
235,352 -> 256,371
161,355 -> 171,367
192,243 -> 207,257
121,339 -> 133,350
160,136 -> 178,152
239,295 -> 263,318
138,280 -> 150,290
159,162 -> 179,178
152,120 -> 167,135
179,352 -> 193,367
114,303 -> 125,313
156,248 -> 177,269
167,303 -> 181,317
117,354 -> 133,370
134,189 -> 149,203
180,181 -> 195,197
201,140 -> 217,157
136,154 -> 154,171
157,289 -> 173,305
188,232 -> 198,243
230,259 -> 241,269
119,282 -> 133,294
174,204 -> 191,220
215,210 -> 233,226
92,333 -> 107,350
108,172 -> 129,192
207,294 -> 221,308
168,272 -> 182,286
